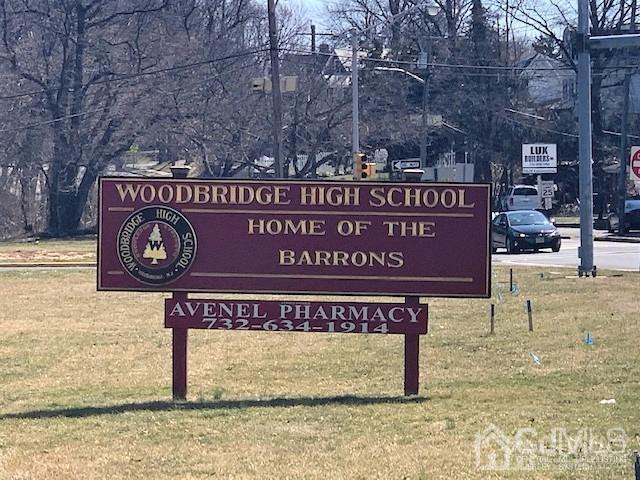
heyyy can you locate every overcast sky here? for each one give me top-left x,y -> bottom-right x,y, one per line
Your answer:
296,0 -> 329,26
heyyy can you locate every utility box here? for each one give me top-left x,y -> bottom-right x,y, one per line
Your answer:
251,76 -> 299,93
423,163 -> 474,182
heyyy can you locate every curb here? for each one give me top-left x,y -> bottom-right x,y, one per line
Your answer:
594,236 -> 640,244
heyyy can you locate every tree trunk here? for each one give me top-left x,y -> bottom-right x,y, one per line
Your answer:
47,133 -> 93,236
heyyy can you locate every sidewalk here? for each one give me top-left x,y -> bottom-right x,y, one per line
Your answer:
555,220 -> 640,243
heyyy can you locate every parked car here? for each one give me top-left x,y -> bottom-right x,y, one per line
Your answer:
500,185 -> 541,211
607,199 -> 640,233
492,210 -> 561,253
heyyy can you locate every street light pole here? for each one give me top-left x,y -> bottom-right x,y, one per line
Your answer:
417,47 -> 430,168
351,31 -> 360,161
267,0 -> 284,178
349,1 -> 438,175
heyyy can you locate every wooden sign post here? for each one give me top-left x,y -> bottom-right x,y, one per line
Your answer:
165,296 -> 428,398
171,292 -> 188,400
169,166 -> 190,401
404,296 -> 420,396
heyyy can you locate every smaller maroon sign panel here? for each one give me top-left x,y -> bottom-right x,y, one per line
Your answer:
165,299 -> 428,335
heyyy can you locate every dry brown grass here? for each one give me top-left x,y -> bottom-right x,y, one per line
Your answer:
0,265 -> 638,479
0,239 -> 95,264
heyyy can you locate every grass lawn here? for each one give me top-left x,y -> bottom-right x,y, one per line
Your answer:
0,264 -> 638,479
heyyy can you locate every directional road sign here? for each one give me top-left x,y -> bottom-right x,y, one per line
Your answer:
392,159 -> 421,171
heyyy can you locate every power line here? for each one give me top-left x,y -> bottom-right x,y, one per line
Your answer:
2,43 -> 636,104
0,64 -> 256,134
284,46 -> 640,73
502,113 -> 640,140
502,114 -> 579,138
0,48 -> 269,102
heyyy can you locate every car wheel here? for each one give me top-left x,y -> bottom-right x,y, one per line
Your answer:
491,246 -> 497,254
506,237 -> 516,254
552,239 -> 561,252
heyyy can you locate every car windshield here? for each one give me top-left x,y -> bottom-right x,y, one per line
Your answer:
513,187 -> 537,196
625,200 -> 640,212
508,211 -> 550,226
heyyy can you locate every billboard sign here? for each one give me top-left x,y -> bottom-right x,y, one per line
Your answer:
522,144 -> 557,174
98,178 -> 491,298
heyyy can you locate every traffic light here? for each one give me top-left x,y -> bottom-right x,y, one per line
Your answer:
354,152 -> 365,180
362,162 -> 376,179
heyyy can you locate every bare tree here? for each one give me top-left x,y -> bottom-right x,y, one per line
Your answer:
509,0 -> 640,213
0,0 -> 168,236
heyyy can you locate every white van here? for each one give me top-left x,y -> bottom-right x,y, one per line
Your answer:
501,185 -> 541,211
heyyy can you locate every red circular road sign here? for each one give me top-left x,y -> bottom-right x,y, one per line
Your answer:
632,148 -> 640,180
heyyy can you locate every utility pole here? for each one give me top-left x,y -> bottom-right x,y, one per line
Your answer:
575,0 -> 640,276
576,0 -> 595,277
267,0 -> 284,178
417,46 -> 430,168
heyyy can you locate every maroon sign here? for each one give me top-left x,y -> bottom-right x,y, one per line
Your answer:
165,299 -> 428,335
98,178 -> 490,297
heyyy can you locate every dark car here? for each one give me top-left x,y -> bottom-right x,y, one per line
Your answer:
492,210 -> 561,253
607,200 -> 640,233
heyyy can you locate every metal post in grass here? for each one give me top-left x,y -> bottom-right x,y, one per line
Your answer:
404,296 -> 421,396
509,268 -> 513,293
170,164 -> 190,400
634,451 -> 639,480
490,304 -> 495,335
526,300 -> 533,332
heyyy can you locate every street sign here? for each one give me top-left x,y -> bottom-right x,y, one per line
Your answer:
392,159 -> 421,171
540,180 -> 554,198
522,144 -> 557,174
630,146 -> 640,182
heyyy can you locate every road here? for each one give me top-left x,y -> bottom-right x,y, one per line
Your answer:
1,229 -> 637,273
493,228 -> 640,272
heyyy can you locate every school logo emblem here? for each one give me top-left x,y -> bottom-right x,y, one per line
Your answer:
117,206 -> 197,285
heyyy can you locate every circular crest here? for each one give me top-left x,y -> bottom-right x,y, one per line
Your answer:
117,206 -> 197,285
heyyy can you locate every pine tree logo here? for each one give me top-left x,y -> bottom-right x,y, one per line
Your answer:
143,223 -> 168,265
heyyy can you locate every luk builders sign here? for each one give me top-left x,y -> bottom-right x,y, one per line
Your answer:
98,178 -> 491,298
